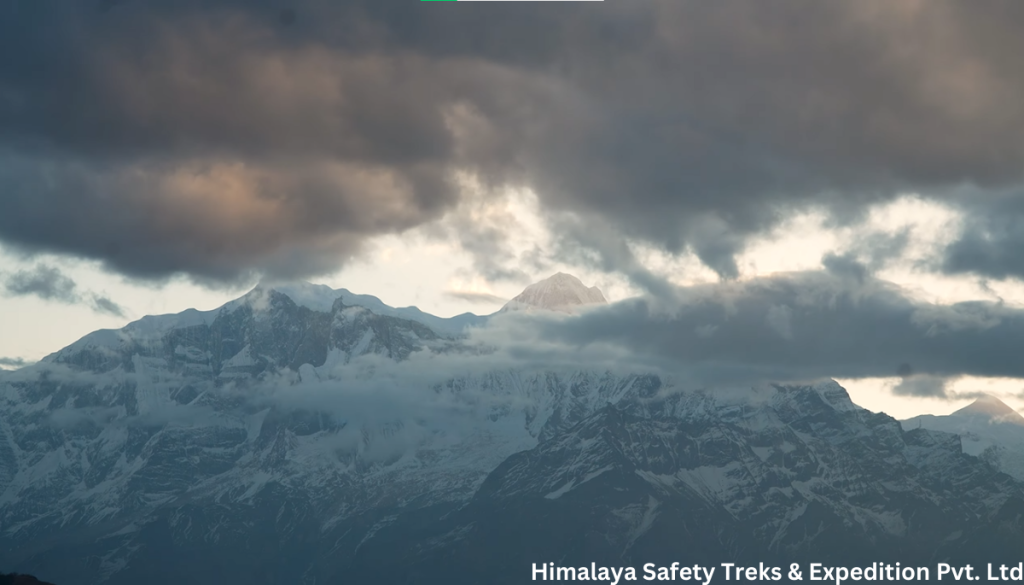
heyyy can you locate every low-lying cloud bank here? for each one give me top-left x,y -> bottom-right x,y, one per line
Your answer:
4,270 -> 1023,439
463,270 -> 1024,395
260,270 -> 1024,403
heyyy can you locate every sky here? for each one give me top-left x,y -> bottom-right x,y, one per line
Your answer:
3,0 -> 1024,419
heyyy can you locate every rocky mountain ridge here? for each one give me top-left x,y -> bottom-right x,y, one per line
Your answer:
0,280 -> 1022,584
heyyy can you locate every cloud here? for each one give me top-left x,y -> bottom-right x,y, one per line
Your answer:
3,1 -> 1024,282
422,181 -> 537,284
942,192 -> 1024,280
1,264 -> 127,317
892,375 -> 951,398
517,271 -> 1024,387
765,304 -> 794,340
822,253 -> 870,284
177,269 -> 1024,419
444,291 -> 507,305
91,295 -> 127,318
0,356 -> 30,368
3,264 -> 78,302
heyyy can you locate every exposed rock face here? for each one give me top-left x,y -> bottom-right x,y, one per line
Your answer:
501,273 -> 607,313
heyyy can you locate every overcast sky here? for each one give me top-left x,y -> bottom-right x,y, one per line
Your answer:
3,0 -> 1024,418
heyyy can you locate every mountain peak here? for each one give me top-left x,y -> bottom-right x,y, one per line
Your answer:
954,394 -> 1024,425
501,273 -> 607,313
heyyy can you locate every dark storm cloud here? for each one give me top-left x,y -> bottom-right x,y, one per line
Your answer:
892,375 -> 950,398
821,253 -> 870,284
520,271 -> 1024,387
942,192 -> 1024,279
1,264 -> 127,317
4,1 -> 1024,281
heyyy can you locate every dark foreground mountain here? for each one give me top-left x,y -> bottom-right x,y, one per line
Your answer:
0,574 -> 55,585
1,281 -> 1022,584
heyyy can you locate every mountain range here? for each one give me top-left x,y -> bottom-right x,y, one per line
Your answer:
1,274 -> 1023,584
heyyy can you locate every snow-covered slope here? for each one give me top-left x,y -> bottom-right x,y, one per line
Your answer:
903,395 -> 1024,480
326,382 -> 1024,584
266,281 -> 487,335
2,283 -> 1024,584
501,273 -> 606,313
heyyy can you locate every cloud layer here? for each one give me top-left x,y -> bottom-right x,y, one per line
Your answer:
502,270 -> 1024,391
3,1 -> 1024,282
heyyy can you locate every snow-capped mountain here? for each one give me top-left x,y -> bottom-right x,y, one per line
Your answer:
1,279 -> 1023,584
501,272 -> 607,313
383,384 -> 1024,584
903,395 -> 1024,481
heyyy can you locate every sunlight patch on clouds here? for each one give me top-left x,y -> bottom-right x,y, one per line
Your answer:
839,375 -> 1024,420
839,378 -> 970,420
860,195 -> 961,253
735,195 -> 958,279
861,197 -> 1024,307
729,195 -> 1024,309
737,210 -> 839,277
319,181 -> 643,313
880,270 -> 1024,308
626,240 -> 719,288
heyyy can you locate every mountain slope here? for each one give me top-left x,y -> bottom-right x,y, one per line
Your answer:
903,395 -> 1024,481
0,283 -> 657,584
321,383 -> 1024,584
1,283 -> 1023,584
